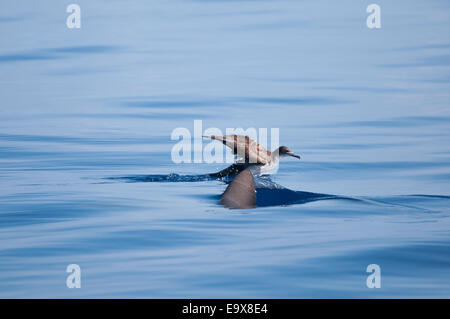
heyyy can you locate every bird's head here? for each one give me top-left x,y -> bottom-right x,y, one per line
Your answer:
277,146 -> 301,159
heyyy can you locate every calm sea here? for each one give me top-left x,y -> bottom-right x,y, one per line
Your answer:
0,0 -> 449,297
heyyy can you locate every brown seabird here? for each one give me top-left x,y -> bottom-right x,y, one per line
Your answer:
204,135 -> 301,176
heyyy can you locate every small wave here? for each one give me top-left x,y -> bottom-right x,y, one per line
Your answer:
107,173 -> 231,183
105,173 -> 450,210
406,194 -> 450,199
107,172 -> 344,207
253,175 -> 286,189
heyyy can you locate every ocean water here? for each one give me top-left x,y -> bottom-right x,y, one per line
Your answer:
1,0 -> 450,298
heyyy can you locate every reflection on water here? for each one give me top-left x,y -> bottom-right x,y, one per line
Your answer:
108,172 -> 337,207
0,45 -> 120,63
0,0 -> 450,298
110,172 -> 449,211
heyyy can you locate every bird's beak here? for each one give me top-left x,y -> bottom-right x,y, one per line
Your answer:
287,152 -> 301,159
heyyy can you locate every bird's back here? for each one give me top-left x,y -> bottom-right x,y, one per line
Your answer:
206,135 -> 272,165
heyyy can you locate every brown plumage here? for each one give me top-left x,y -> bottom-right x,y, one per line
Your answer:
203,135 -> 300,177
204,135 -> 272,164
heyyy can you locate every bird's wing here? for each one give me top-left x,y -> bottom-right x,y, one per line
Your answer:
207,135 -> 271,165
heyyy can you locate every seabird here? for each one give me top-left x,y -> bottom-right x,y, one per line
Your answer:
204,135 -> 301,176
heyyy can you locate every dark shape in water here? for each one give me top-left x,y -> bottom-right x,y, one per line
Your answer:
255,188 -> 334,207
221,169 -> 256,209
208,163 -> 250,178
107,164 -> 339,209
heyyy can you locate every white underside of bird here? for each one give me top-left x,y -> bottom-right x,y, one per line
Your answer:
247,155 -> 280,176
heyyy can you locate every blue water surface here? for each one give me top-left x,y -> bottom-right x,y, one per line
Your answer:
0,0 -> 450,298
